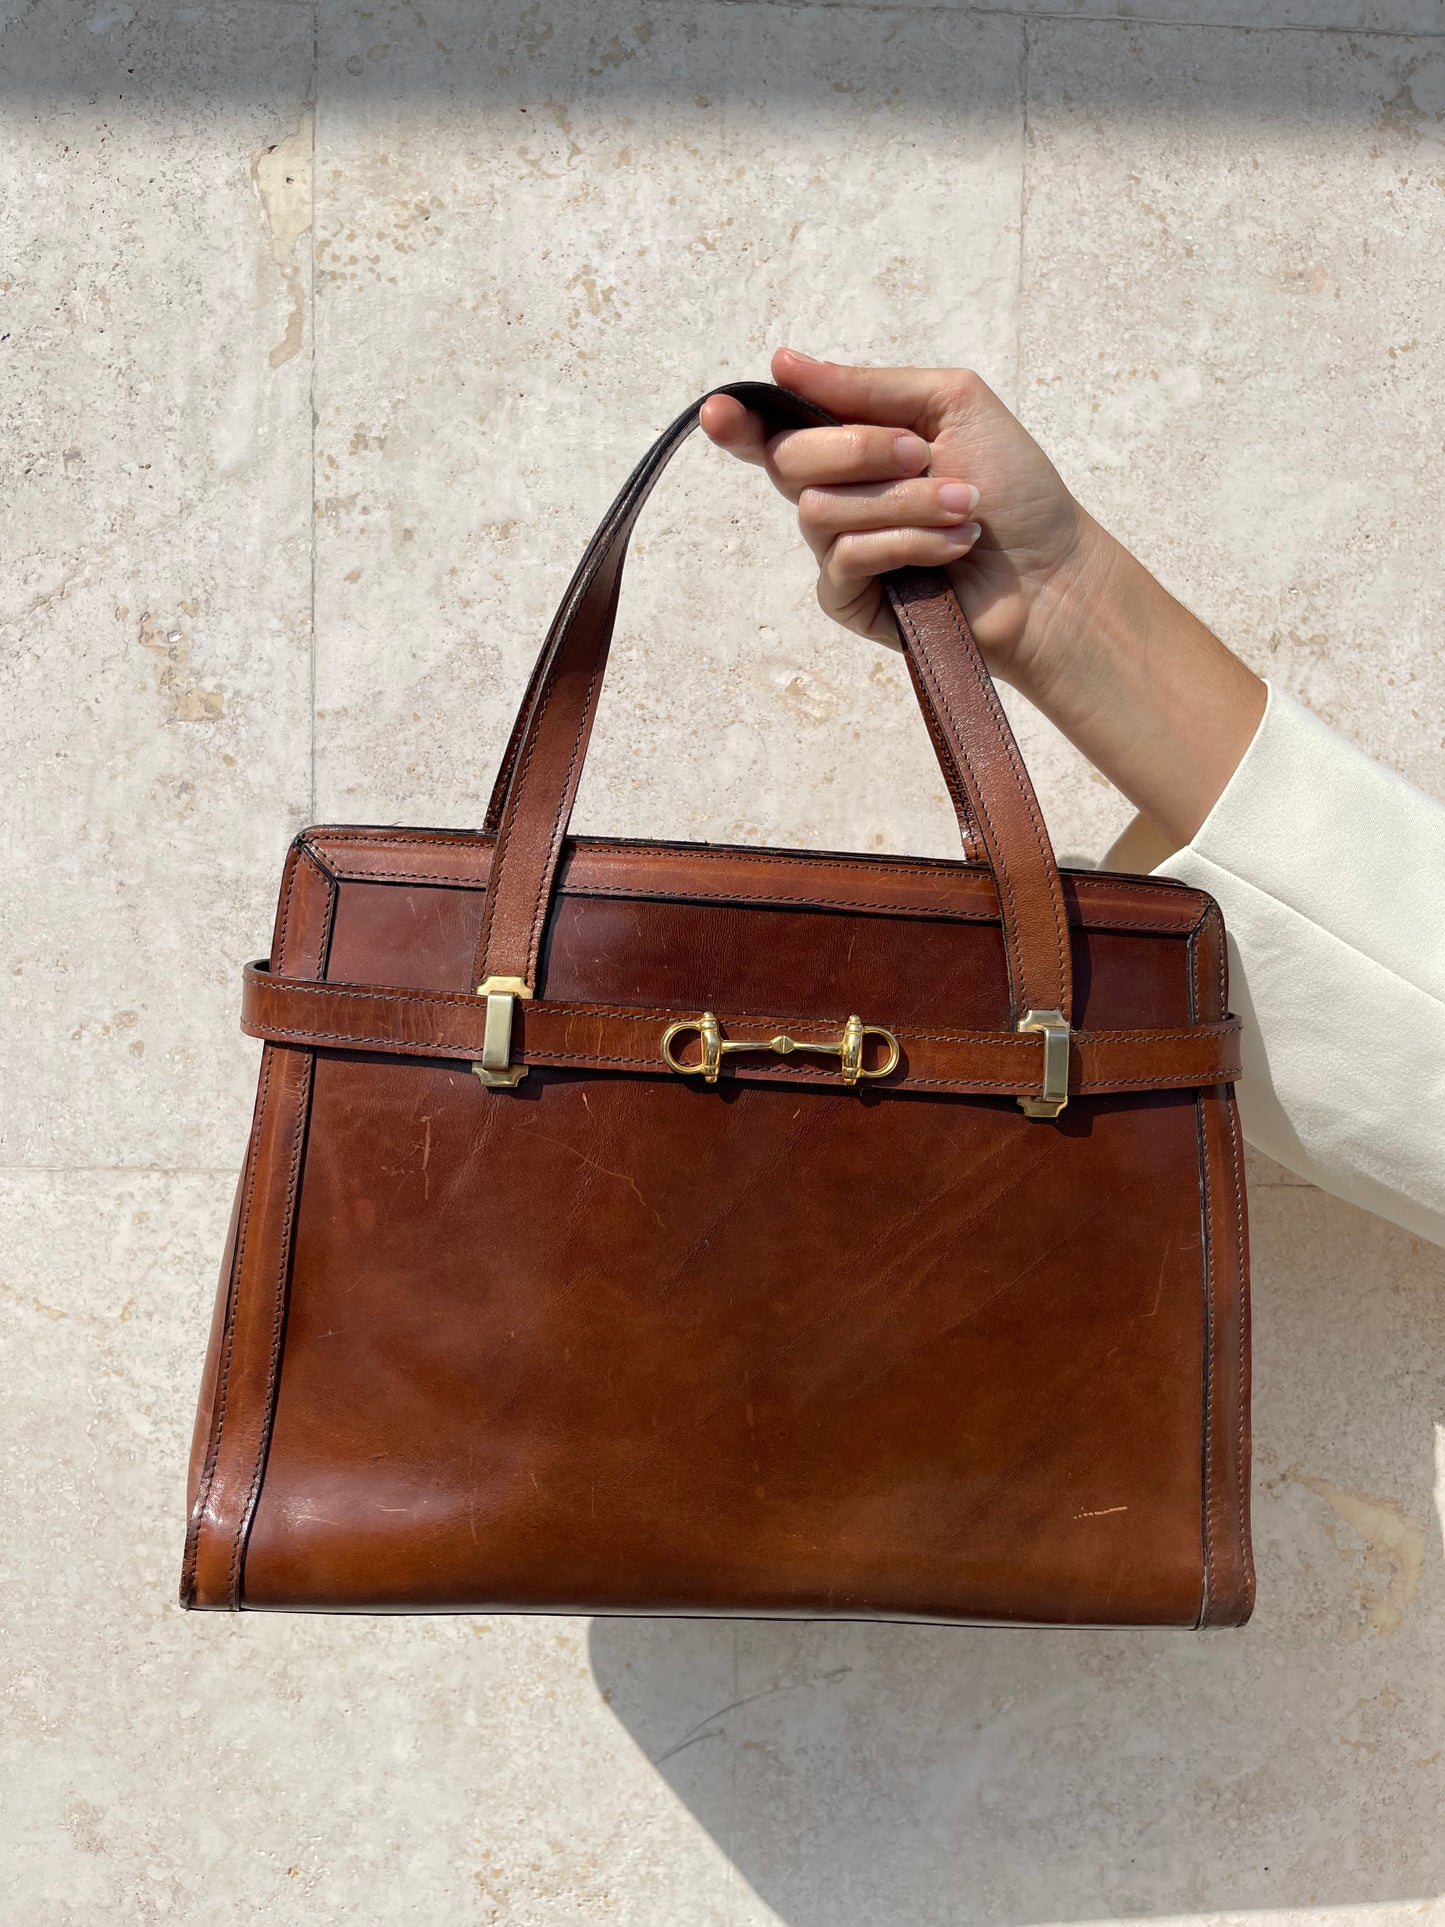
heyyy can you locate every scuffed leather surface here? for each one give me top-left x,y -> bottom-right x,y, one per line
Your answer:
179,824 -> 1253,1625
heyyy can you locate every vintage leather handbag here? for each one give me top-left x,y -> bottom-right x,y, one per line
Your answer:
181,382 -> 1253,1627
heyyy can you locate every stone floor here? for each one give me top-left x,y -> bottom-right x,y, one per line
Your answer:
3,3 -> 1442,1922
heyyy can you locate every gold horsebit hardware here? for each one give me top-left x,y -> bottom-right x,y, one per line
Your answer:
661,1012 -> 901,1088
475,985 -> 1066,1117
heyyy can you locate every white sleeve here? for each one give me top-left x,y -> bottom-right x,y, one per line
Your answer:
1102,683 -> 1445,1248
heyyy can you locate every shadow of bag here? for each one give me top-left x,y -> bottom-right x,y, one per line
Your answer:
180,383 -> 1253,1627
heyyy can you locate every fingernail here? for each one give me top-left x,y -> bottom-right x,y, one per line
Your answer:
937,482 -> 978,514
946,522 -> 982,547
785,348 -> 820,364
895,433 -> 931,474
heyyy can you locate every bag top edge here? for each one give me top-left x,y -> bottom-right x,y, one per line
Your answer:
292,825 -> 1218,937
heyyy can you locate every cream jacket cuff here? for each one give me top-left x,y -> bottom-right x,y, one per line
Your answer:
1102,683 -> 1445,1248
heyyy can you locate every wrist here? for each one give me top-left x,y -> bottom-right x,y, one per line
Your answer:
1006,510 -> 1131,717
1004,511 -> 1265,847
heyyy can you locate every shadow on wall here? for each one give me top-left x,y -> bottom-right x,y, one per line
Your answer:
3,0 -> 1443,119
589,1183 -> 1445,1925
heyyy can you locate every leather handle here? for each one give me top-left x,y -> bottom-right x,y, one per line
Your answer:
472,382 -> 1072,1026
480,394 -> 981,853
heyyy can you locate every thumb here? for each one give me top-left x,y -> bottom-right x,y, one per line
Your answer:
770,347 -> 948,434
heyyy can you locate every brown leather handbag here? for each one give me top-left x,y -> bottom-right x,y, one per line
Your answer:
181,383 -> 1253,1627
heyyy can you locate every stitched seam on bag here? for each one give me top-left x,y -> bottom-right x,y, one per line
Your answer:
906,594 -> 1046,1000
313,831 -> 489,848
295,838 -> 339,886
312,832 -> 1209,930
1199,1090 -> 1217,1628
916,680 -> 980,854
182,1046 -> 274,1602
314,860 -> 339,984
310,824 -> 1210,911
564,883 -> 1192,934
272,843 -> 304,965
199,856 -> 326,1608
184,836 -> 307,1596
319,826 -> 1149,889
227,1051 -> 312,1609
1189,925 -> 1218,1629
527,654 -> 606,985
1225,1093 -> 1252,1607
932,590 -> 1072,1013
475,637 -> 574,979
318,829 -> 1121,888
891,595 -> 1027,1012
473,683 -> 548,980
478,466 -> 644,985
314,867 -> 1200,939
1207,892 -> 1251,1603
892,589 -> 1070,1017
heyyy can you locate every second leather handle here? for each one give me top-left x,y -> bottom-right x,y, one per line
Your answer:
471,382 -> 1072,1028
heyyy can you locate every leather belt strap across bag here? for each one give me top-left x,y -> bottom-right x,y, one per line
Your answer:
181,382 -> 1254,1627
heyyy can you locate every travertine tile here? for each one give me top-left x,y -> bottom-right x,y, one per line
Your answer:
0,1169 -> 741,1925
749,0 -> 1445,33
1017,19 -> 1445,850
0,1 -> 314,1171
311,0 -> 1024,866
597,1184 -> 1445,1926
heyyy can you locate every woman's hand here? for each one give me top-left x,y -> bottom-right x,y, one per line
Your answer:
700,348 -> 1095,702
701,347 -> 1266,849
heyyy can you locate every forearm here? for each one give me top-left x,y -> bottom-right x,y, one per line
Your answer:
1017,515 -> 1266,849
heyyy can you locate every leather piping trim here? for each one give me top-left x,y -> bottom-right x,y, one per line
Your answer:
180,845 -> 334,1611
240,962 -> 1243,1098
228,1053 -> 312,1606
179,1048 -> 273,1605
1224,1091 -> 1254,1617
180,837 -> 326,1605
228,864 -> 338,1606
298,831 -> 1219,939
1189,916 -> 1214,1628
1185,902 -> 1252,1628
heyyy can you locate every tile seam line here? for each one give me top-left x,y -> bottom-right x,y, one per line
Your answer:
118,0 -> 1445,22
705,0 -> 1445,38
307,0 -> 318,828
0,1166 -> 244,1176
1016,18 -> 1028,413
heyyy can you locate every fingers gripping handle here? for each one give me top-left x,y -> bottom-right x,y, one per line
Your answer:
471,383 -> 1071,1031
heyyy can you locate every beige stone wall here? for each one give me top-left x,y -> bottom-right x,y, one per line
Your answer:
3,3 -> 1441,1920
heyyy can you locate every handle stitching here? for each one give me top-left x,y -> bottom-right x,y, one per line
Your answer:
526,650 -> 607,986
891,594 -> 1030,1014
929,587 -> 1072,1015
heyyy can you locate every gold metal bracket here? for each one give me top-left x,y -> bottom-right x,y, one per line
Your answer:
1016,1008 -> 1069,1118
661,1012 -> 900,1088
472,976 -> 532,1088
